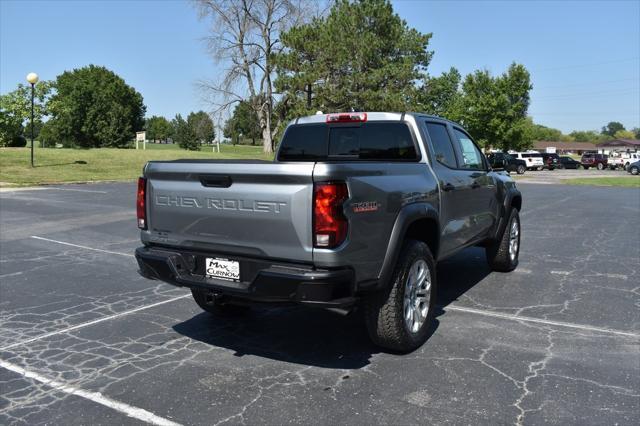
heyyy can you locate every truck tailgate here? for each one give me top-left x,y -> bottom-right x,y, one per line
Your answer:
143,161 -> 314,263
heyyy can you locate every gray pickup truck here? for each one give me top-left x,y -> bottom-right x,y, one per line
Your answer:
135,112 -> 522,352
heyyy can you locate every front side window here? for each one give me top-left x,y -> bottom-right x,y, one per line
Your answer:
453,128 -> 484,169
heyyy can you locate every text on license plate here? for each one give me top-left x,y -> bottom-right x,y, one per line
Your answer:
205,258 -> 240,282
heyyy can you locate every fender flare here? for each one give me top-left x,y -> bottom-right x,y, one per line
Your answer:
375,203 -> 440,290
492,187 -> 522,240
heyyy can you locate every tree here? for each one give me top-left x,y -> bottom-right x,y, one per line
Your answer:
275,0 -> 432,117
45,65 -> 145,148
187,111 -> 215,144
193,0 -> 314,153
145,116 -> 173,142
601,121 -> 625,137
569,130 -> 607,143
0,81 -> 52,146
525,120 -> 568,142
613,129 -> 635,139
420,67 -> 462,119
632,127 -> 640,139
172,114 -> 199,150
457,63 -> 533,151
224,100 -> 261,144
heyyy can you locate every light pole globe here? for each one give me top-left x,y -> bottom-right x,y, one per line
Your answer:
26,72 -> 39,85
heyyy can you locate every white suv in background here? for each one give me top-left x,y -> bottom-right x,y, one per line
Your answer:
511,151 -> 544,170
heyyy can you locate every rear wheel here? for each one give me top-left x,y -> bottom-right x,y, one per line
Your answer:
486,208 -> 520,272
191,289 -> 250,316
516,165 -> 525,174
364,240 -> 437,353
583,166 -> 589,170
597,162 -> 604,170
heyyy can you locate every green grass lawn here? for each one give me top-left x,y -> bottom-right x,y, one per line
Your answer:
561,177 -> 640,188
0,145 -> 273,186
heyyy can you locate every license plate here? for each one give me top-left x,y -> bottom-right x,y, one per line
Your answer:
205,258 -> 240,282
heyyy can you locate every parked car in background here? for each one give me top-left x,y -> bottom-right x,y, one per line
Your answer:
608,152 -> 640,170
487,152 -> 527,174
558,156 -> 581,169
581,153 -> 608,170
512,152 -> 544,170
538,153 -> 560,170
627,160 -> 640,175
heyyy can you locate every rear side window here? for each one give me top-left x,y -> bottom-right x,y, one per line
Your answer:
277,124 -> 326,160
452,128 -> 484,170
278,122 -> 418,161
425,122 -> 457,168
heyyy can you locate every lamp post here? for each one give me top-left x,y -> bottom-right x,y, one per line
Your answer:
26,72 -> 39,167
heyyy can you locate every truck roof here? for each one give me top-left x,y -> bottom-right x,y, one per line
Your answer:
292,112 -> 457,126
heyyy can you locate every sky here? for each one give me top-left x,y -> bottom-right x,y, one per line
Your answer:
1,0 -> 638,133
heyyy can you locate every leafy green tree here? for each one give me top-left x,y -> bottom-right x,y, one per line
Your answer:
275,0 -> 433,117
457,63 -> 532,151
0,81 -> 52,146
569,130 -> 607,142
613,129 -> 635,139
632,127 -> 640,139
419,67 -> 462,119
172,114 -> 198,150
45,65 -> 145,148
145,116 -> 172,142
187,111 -> 215,145
224,101 -> 261,145
601,121 -> 625,137
525,120 -> 568,141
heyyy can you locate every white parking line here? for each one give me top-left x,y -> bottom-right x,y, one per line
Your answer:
445,305 -> 639,338
45,187 -> 108,194
1,294 -> 190,351
0,359 -> 182,426
31,235 -> 134,257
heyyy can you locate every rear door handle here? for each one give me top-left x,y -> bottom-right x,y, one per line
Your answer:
442,183 -> 455,192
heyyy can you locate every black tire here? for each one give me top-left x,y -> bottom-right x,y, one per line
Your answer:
631,166 -> 639,176
597,162 -> 604,170
516,165 -> 525,175
191,288 -> 250,316
486,208 -> 520,272
583,166 -> 589,170
363,240 -> 437,353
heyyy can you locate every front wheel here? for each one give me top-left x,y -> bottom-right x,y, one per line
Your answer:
486,208 -> 520,272
583,166 -> 589,170
364,240 -> 437,353
516,165 -> 526,174
631,166 -> 639,175
597,162 -> 604,170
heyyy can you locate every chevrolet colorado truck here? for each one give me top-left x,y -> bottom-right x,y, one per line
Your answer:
135,112 -> 522,352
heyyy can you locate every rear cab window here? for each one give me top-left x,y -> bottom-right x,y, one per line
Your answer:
277,122 -> 419,162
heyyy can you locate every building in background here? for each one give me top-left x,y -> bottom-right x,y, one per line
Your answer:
595,139 -> 640,155
532,141 -> 598,155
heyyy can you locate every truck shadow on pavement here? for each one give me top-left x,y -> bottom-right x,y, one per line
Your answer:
172,247 -> 490,369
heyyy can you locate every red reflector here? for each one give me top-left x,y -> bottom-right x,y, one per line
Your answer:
326,112 -> 367,123
137,177 -> 147,230
313,182 -> 348,248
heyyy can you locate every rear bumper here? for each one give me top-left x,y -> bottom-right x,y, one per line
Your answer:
135,246 -> 356,308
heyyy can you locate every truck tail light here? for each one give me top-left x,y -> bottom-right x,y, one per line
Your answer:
137,177 -> 147,230
326,112 -> 367,123
313,182 -> 348,248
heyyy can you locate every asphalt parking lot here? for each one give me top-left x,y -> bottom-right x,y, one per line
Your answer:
1,181 -> 638,425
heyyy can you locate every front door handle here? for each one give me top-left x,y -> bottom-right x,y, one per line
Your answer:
442,183 -> 455,192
